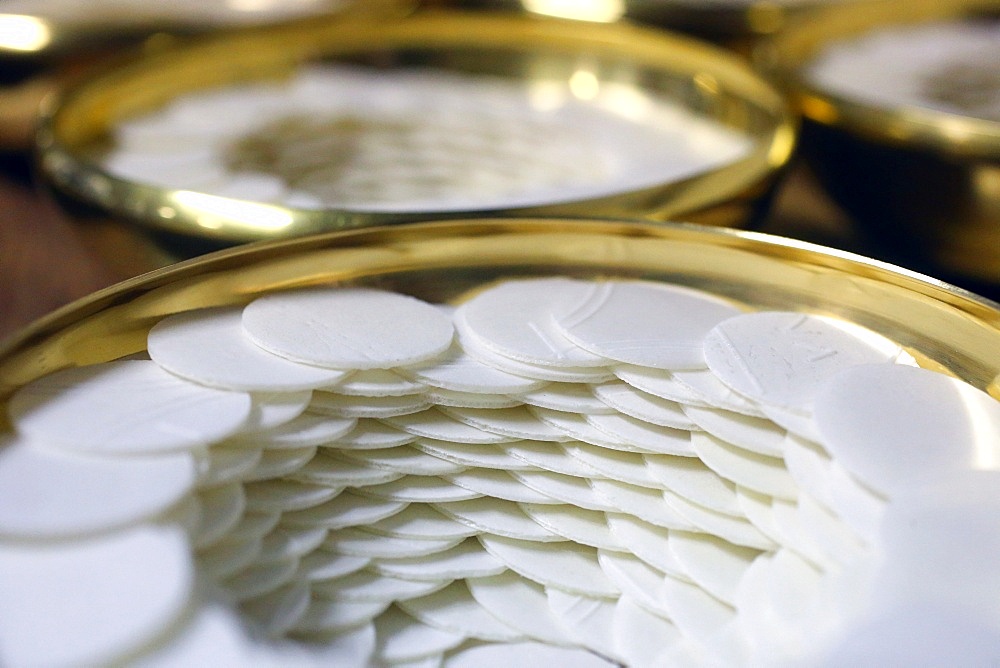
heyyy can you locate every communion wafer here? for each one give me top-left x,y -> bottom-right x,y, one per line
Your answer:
2,275 -> 999,666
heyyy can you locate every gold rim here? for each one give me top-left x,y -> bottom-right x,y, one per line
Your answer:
36,9 -> 796,243
758,0 -> 1000,157
2,218 -> 998,413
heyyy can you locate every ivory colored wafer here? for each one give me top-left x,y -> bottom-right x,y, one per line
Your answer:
682,405 -> 786,458
585,412 -> 697,456
554,280 -> 741,370
519,503 -> 622,550
291,451 -> 405,487
398,582 -> 526,642
614,365 -> 713,407
596,550 -> 672,619
242,288 -> 454,370
433,498 -> 563,542
465,572 -> 578,646
328,369 -> 426,397
410,438 -> 531,471
334,419 -> 417,450
545,589 -> 621,661
311,570 -> 449,603
590,478 -> 697,531
256,526 -> 328,563
504,440 -> 600,477
280,491 -> 406,530
293,597 -> 389,634
309,391 -> 431,419
324,527 -> 463,559
241,581 -> 311,637
702,311 -> 907,413
441,405 -> 573,442
231,412 -> 357,450
592,381 -> 697,430
383,408 -> 520,444
243,479 -> 342,513
0,436 -> 196,539
399,341 -> 547,394
667,531 -> 760,605
336,445 -> 469,477
243,445 -> 317,482
223,555 -> 298,601
192,482 -> 246,549
813,363 -> 1000,495
374,606 -> 466,663
8,360 -> 253,455
644,453 -> 743,517
612,595 -> 683,667
373,539 -> 506,581
662,488 -> 775,551
198,444 -> 264,488
512,470 -> 618,512
196,533 -> 263,580
454,278 -> 608,368
236,390 -> 312,431
147,306 -> 350,391
299,551 -> 371,583
358,475 -> 485,504
446,469 -> 561,505
604,513 -> 690,580
479,534 -> 618,598
691,431 -> 797,501
517,383 -> 613,414
365,504 -> 478,541
0,526 -> 194,667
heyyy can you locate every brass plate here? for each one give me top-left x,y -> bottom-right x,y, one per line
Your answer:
1,218 -> 997,419
36,9 -> 795,244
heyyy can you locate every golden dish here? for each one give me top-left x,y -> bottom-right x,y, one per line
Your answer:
35,8 -> 795,246
757,0 -> 1000,291
2,218 -> 997,407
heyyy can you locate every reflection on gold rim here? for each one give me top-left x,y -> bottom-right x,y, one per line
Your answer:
1,218 -> 997,417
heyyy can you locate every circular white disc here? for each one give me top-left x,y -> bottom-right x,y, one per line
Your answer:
9,360 -> 252,454
373,540 -> 506,582
242,288 -> 454,369
0,526 -> 194,667
454,278 -> 609,368
702,311 -> 906,413
400,342 -> 547,394
465,572 -> 577,645
813,363 -> 1000,494
479,534 -> 618,598
555,280 -> 741,370
147,306 -> 350,391
398,582 -> 525,642
0,436 -> 196,539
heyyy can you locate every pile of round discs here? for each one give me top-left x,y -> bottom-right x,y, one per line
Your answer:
2,277 -> 1000,666
98,65 -> 753,213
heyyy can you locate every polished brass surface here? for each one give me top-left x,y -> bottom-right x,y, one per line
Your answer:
36,9 -> 796,245
758,0 -> 1000,286
2,219 -> 998,423
444,0 -> 857,51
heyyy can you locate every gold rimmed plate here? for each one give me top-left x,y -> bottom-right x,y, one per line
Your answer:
2,218 -> 998,408
757,0 -> 1000,292
36,9 -> 795,246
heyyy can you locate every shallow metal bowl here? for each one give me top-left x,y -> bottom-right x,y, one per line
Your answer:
2,218 -> 998,413
35,8 -> 795,247
757,0 -> 1000,293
